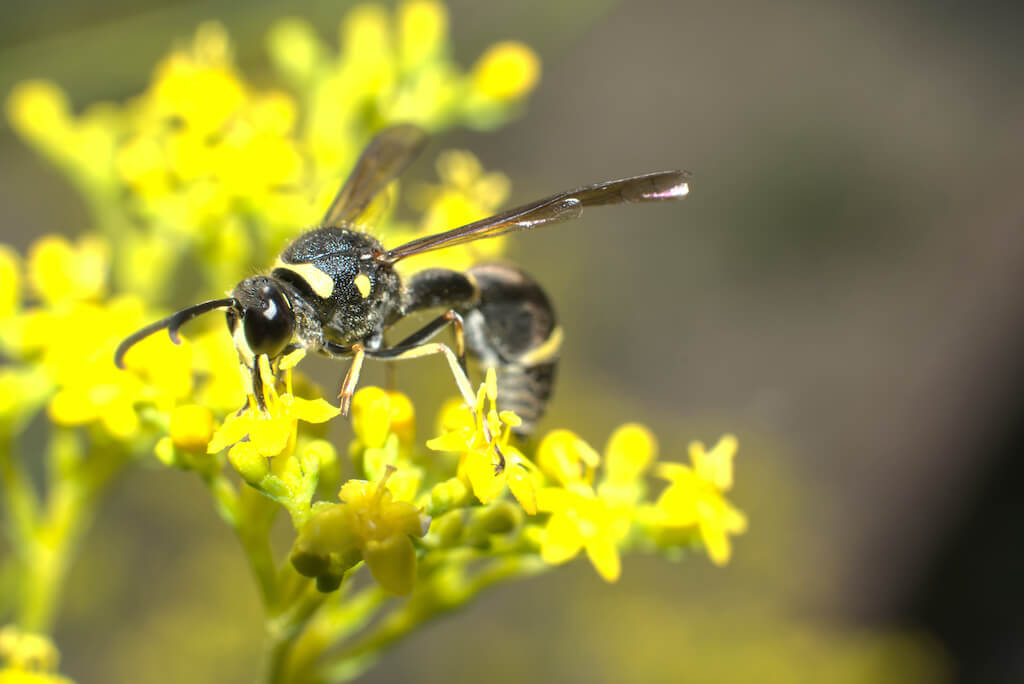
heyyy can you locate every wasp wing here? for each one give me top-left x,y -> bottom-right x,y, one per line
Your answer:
321,124 -> 429,228
385,170 -> 690,263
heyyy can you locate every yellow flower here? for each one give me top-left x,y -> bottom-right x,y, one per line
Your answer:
27,234 -> 107,304
351,386 -> 417,449
597,423 -> 658,505
472,41 -> 541,101
290,467 -> 431,595
427,369 -> 540,514
536,428 -> 601,487
32,295 -> 190,439
0,626 -> 71,683
537,481 -> 628,583
398,0 -> 448,67
148,23 -> 246,136
651,435 -> 747,566
397,150 -> 509,274
207,355 -> 339,465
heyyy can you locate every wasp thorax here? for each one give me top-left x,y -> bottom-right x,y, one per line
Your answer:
232,276 -> 295,358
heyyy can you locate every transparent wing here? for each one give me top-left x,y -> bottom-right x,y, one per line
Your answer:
321,124 -> 429,227
385,170 -> 690,262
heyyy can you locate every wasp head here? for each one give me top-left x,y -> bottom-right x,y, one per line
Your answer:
230,276 -> 296,360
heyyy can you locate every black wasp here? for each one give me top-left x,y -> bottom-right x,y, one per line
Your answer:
115,125 -> 689,464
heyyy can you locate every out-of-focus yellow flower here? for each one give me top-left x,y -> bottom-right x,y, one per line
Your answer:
0,626 -> 72,684
35,297 -> 190,439
154,404 -> 219,472
537,481 -> 628,582
427,369 -> 539,514
398,0 -> 448,67
398,150 -> 510,275
290,466 -> 431,594
27,235 -> 107,304
149,23 -> 245,136
472,41 -> 541,101
536,429 -> 601,487
4,80 -> 73,153
651,435 -> 747,566
351,386 -> 417,449
168,404 -> 216,452
597,423 -> 658,505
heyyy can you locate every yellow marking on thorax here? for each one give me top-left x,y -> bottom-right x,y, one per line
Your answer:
515,325 -> 564,366
354,273 -> 372,298
274,260 -> 334,299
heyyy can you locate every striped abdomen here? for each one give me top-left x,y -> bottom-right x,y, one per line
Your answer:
460,263 -> 562,437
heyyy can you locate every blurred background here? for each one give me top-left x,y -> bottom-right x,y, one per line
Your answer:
2,0 -> 1024,681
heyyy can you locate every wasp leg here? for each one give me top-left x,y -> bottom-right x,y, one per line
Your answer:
367,338 -> 504,473
385,359 -> 397,392
251,357 -> 268,413
390,310 -> 468,373
337,344 -> 365,416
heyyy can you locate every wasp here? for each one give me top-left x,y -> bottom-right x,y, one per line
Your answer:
115,125 -> 689,465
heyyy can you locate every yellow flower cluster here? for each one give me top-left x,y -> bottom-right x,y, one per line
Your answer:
2,4 -> 745,681
6,1 -> 540,303
289,377 -> 745,596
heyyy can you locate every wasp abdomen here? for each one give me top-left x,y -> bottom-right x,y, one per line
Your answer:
461,263 -> 561,437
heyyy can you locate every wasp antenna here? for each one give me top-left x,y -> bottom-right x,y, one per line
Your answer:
114,298 -> 239,370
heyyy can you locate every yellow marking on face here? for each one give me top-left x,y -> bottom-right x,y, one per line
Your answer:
232,321 -> 255,367
354,273 -> 372,298
274,260 -> 334,299
515,325 -> 563,366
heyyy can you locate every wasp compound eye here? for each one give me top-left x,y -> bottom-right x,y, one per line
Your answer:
243,285 -> 295,357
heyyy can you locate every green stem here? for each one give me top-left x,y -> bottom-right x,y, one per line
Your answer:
235,484 -> 282,608
16,431 -> 129,633
0,435 -> 40,559
265,579 -> 327,684
312,555 -> 548,683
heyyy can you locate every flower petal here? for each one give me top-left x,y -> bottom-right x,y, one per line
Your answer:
540,511 -> 583,565
465,449 -> 505,504
507,465 -> 538,515
585,537 -> 621,582
290,395 -> 341,424
363,535 -> 418,595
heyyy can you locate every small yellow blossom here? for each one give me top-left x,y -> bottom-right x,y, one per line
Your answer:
472,41 -> 541,101
168,404 -> 216,452
651,435 -> 747,566
0,626 -> 71,683
351,387 -> 397,449
290,467 -> 431,594
4,80 -> 72,147
398,0 -> 448,67
397,150 -> 510,274
207,357 -> 339,462
27,235 -> 107,304
427,369 -> 540,514
38,296 -> 190,439
536,428 -> 601,487
597,423 -> 657,505
537,481 -> 629,582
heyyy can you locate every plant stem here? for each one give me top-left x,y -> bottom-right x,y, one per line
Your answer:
265,579 -> 327,684
312,555 -> 548,683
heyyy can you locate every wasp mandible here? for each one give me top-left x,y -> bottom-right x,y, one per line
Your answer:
115,125 -> 689,462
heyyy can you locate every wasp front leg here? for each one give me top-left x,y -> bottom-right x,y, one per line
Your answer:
337,344 -> 365,416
